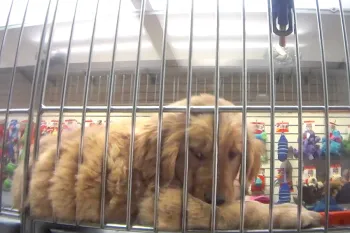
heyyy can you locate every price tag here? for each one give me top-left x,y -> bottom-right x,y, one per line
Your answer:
303,166 -> 316,183
276,121 -> 289,133
251,121 -> 265,134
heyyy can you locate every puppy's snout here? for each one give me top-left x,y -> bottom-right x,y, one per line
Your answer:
204,193 -> 225,206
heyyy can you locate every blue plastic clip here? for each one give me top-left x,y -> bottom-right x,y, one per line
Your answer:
272,0 -> 294,37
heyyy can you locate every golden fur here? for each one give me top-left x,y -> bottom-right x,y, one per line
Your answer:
12,94 -> 321,230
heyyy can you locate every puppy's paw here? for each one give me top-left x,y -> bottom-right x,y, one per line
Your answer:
274,204 -> 322,229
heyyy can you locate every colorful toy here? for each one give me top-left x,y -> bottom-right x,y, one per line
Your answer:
321,123 -> 343,156
308,180 -> 344,212
336,182 -> 350,204
301,180 -> 324,206
252,121 -> 269,164
251,173 -> 266,195
7,119 -> 19,161
275,160 -> 293,204
291,130 -> 322,160
278,134 -> 288,162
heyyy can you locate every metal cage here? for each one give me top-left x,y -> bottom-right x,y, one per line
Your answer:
1,0 -> 350,232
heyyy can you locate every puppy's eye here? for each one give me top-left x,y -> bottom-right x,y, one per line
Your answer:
190,148 -> 204,160
229,151 -> 237,160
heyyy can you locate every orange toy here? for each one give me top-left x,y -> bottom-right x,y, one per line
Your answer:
320,211 -> 350,226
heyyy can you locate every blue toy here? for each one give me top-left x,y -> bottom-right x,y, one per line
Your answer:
7,119 -> 19,161
307,197 -> 344,212
321,129 -> 343,156
278,134 -> 288,162
276,182 -> 291,204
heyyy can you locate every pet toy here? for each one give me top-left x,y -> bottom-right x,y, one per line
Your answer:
308,180 -> 344,212
294,179 -> 324,206
291,130 -> 321,160
251,174 -> 266,195
275,160 -> 293,204
321,128 -> 343,156
336,182 -> 350,204
278,134 -> 288,162
253,121 -> 269,164
7,119 -> 19,162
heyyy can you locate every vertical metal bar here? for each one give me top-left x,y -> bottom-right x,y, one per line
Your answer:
315,0 -> 330,231
338,0 -> 350,105
32,4 -> 60,225
239,0 -> 248,231
177,76 -> 179,100
146,74 -> 149,103
204,76 -> 207,93
130,74 -> 133,103
266,0 -> 276,231
172,77 -> 176,102
77,0 -> 100,186
282,74 -> 286,102
0,0 -> 28,208
0,0 -> 14,63
47,0 -> 78,223
222,76 -> 225,98
290,2 -> 304,231
113,74 -> 117,103
55,0 -> 78,163
101,0 -> 122,228
182,0 -> 194,232
292,72 -> 294,102
154,74 -> 158,102
257,74 -> 259,96
316,74 -> 319,102
153,0 -> 169,231
121,74 -> 125,104
308,75 -> 311,102
231,74 -> 233,101
211,0 -> 220,231
239,73 -> 242,103
126,0 -> 147,229
21,0 -> 53,232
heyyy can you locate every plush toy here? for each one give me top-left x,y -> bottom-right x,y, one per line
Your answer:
336,182 -> 350,204
307,180 -> 344,212
299,180 -> 324,206
321,129 -> 343,156
251,174 -> 266,195
291,130 -> 322,160
253,122 -> 269,164
275,160 -> 293,204
278,134 -> 288,162
7,119 -> 19,162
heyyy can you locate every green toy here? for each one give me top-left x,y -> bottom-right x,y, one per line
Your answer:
5,162 -> 17,176
3,178 -> 12,192
342,134 -> 350,156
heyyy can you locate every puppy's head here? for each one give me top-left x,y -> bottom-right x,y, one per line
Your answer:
137,94 -> 265,205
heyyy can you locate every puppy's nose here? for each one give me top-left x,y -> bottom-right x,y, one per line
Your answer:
204,193 -> 226,205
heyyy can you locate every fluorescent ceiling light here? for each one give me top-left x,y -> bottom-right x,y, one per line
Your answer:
52,41 -> 153,54
0,0 -> 136,28
32,19 -> 146,43
172,41 -> 305,50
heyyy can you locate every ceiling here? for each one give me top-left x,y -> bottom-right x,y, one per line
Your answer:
0,0 -> 350,71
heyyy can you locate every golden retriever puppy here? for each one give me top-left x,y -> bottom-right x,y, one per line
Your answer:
12,94 -> 322,230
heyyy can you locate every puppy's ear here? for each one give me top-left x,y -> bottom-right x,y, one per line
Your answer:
134,113 -> 184,187
247,137 -> 265,183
